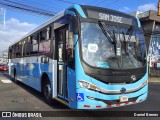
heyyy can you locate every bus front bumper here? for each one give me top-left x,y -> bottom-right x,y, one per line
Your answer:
76,84 -> 148,109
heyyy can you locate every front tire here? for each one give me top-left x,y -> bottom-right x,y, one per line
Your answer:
42,80 -> 52,103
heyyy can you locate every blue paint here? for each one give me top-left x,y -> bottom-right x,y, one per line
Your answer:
65,4 -> 87,18
67,67 -> 77,109
11,61 -> 53,92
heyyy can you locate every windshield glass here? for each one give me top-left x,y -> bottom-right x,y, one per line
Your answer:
81,22 -> 146,69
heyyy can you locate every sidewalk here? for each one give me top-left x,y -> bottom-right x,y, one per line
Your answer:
148,77 -> 160,82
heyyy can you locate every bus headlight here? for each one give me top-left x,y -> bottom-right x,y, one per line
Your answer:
78,80 -> 100,91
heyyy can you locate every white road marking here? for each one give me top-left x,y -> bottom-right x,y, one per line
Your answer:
1,80 -> 13,83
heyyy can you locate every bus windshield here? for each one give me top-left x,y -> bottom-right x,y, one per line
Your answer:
81,22 -> 146,69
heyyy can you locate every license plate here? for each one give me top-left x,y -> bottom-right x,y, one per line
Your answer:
120,96 -> 128,102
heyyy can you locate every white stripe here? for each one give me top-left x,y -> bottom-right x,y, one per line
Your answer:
1,80 -> 12,83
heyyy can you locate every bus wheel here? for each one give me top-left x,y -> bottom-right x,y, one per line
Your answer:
43,80 -> 52,103
14,69 -> 18,84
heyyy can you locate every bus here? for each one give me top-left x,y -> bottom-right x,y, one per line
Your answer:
8,4 -> 148,109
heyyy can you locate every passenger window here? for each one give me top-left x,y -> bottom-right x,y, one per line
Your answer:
9,47 -> 12,59
26,37 -> 32,55
40,30 -> 47,42
19,42 -> 22,57
39,27 -> 51,53
31,33 -> 39,55
13,45 -> 17,58
32,33 -> 39,44
22,40 -> 26,56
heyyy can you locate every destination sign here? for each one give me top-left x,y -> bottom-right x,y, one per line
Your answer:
87,10 -> 133,25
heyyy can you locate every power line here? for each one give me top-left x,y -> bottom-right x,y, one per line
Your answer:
4,0 -> 56,14
57,0 -> 76,4
14,0 -> 62,12
0,2 -> 54,17
0,0 -> 55,17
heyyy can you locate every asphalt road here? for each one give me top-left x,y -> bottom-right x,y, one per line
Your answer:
0,71 -> 159,120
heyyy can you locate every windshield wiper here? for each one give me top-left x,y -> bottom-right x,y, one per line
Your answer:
98,21 -> 117,55
122,32 -> 128,54
98,21 -> 117,44
127,26 -> 133,42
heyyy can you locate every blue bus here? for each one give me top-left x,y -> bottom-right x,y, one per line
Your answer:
8,4 -> 148,109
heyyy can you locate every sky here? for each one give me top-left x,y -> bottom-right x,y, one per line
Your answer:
0,0 -> 159,51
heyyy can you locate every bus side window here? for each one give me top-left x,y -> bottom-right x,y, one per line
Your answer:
39,27 -> 51,53
9,47 -> 12,59
30,33 -> 39,55
15,44 -> 20,57
26,37 -> 32,55
13,45 -> 16,58
22,40 -> 26,56
19,42 -> 23,57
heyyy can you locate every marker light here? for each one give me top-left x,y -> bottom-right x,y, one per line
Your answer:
78,80 -> 100,91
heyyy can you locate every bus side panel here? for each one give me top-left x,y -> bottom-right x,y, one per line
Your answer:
24,56 -> 53,92
24,57 -> 41,91
67,67 -> 76,108
10,56 -> 51,92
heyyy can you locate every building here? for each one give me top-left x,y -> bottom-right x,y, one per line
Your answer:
0,50 -> 8,64
132,10 -> 160,77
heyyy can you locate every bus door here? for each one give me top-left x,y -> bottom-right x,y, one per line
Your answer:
56,25 -> 69,100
